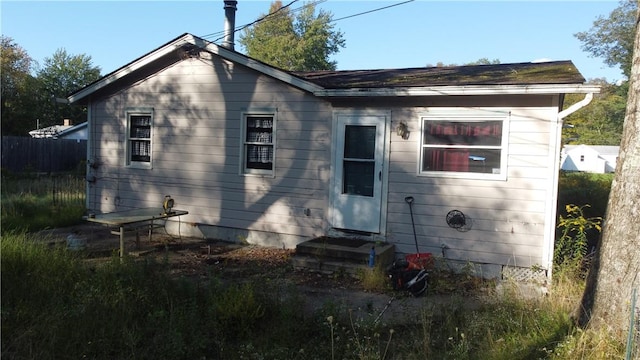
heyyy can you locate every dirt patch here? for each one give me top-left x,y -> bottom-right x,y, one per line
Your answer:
38,223 -> 489,325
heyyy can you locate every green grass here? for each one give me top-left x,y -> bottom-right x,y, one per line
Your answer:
1,232 -> 317,360
3,232 -> 624,359
1,174 -> 86,233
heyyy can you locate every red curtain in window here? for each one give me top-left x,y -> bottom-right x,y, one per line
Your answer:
429,149 -> 469,171
426,122 -> 500,172
428,123 -> 501,138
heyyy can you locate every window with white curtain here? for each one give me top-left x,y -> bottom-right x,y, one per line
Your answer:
126,109 -> 153,168
241,112 -> 275,175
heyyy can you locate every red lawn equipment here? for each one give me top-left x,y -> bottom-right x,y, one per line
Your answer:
388,196 -> 433,297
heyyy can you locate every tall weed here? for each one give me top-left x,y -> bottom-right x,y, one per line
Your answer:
1,174 -> 86,233
555,204 -> 602,268
1,232 -> 317,359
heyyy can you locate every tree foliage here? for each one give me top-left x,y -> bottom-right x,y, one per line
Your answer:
575,0 -> 638,79
426,58 -> 501,67
37,49 -> 101,129
464,58 -> 501,66
1,39 -> 101,136
564,0 -> 637,146
238,1 -> 345,71
563,79 -> 627,145
1,36 -> 41,135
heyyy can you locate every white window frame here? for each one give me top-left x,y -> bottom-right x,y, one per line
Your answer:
418,108 -> 510,180
240,110 -> 276,176
125,108 -> 154,169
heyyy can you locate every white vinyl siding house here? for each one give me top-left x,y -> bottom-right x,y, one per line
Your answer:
68,33 -> 598,279
82,53 -> 333,245
561,144 -> 619,173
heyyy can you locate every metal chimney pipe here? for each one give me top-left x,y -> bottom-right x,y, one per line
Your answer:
222,0 -> 238,50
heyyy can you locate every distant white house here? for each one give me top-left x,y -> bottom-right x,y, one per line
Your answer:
561,144 -> 619,173
29,119 -> 87,140
56,122 -> 87,141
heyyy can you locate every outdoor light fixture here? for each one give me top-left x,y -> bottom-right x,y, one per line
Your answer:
396,122 -> 409,139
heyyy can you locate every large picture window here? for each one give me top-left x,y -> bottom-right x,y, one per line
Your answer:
126,109 -> 153,168
241,112 -> 275,175
420,110 -> 508,179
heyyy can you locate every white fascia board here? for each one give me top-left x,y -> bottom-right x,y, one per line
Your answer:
314,84 -> 601,97
189,35 -> 324,94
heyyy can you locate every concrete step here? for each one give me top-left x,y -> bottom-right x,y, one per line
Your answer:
294,237 -> 395,274
291,255 -> 369,275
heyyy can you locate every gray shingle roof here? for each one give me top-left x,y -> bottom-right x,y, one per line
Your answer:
293,61 -> 585,89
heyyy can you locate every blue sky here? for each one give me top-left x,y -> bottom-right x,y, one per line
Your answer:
1,0 -> 625,83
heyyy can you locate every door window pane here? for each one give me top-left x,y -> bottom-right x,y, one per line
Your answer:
343,161 -> 374,197
345,125 -> 376,159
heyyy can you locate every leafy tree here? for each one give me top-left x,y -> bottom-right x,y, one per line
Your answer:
563,79 -> 627,145
465,58 -> 501,65
1,36 -> 42,136
238,1 -> 345,71
576,15 -> 639,348
426,58 -> 501,67
37,49 -> 101,128
575,0 -> 638,79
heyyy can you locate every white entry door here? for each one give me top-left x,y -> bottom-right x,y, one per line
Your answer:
331,114 -> 386,233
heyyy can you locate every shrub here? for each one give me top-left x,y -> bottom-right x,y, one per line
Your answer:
557,172 -> 612,220
556,172 -> 612,255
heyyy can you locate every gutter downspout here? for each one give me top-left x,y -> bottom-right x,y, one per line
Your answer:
546,92 -> 595,282
558,92 -> 594,120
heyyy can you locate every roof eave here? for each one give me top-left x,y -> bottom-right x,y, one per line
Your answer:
314,84 -> 601,97
67,36 -> 189,104
68,34 -> 322,104
57,122 -> 87,137
189,35 -> 323,94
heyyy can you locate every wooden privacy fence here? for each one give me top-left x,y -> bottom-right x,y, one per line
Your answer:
1,136 -> 87,173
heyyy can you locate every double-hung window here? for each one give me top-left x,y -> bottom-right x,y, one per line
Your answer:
419,109 -> 509,179
241,111 -> 275,175
126,109 -> 153,168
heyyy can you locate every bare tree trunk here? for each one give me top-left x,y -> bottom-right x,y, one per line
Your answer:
577,13 -> 640,351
